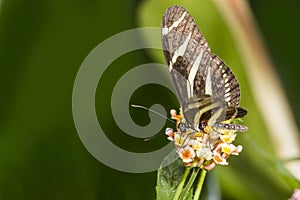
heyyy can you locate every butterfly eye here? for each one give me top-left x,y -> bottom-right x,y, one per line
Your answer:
178,123 -> 187,133
200,122 -> 207,130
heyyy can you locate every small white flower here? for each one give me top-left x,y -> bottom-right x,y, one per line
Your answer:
178,146 -> 196,163
213,153 -> 228,165
174,134 -> 190,146
165,128 -> 174,141
220,143 -> 236,154
190,139 -> 202,150
231,145 -> 243,155
196,146 -> 213,160
220,132 -> 236,143
170,109 -> 177,117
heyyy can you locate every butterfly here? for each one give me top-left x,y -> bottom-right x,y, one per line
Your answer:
161,5 -> 248,133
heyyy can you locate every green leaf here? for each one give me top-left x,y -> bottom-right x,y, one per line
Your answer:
156,151 -> 195,200
156,151 -> 185,199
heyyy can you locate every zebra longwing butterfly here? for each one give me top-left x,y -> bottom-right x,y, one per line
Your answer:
161,5 -> 248,132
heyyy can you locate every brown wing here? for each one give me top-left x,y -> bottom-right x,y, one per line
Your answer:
161,5 -> 246,127
161,5 -> 241,107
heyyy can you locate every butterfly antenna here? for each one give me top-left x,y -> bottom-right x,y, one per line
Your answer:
131,104 -> 175,124
143,135 -> 157,142
131,104 -> 175,141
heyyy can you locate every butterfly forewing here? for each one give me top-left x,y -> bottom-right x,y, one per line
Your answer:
161,6 -> 211,101
161,6 -> 247,129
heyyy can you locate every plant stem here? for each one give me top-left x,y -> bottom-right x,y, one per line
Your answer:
173,167 -> 191,200
193,169 -> 207,200
179,168 -> 200,200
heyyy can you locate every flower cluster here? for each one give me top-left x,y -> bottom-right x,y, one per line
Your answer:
166,109 -> 244,170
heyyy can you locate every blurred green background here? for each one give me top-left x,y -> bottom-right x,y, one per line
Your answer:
1,0 -> 299,199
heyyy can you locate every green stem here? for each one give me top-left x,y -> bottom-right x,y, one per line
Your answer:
173,167 -> 191,200
193,169 -> 207,200
179,168 -> 200,200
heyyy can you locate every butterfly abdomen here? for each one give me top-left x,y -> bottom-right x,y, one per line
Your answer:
213,123 -> 248,132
